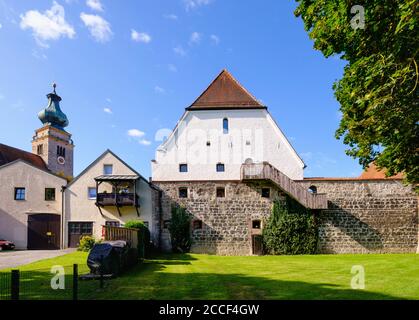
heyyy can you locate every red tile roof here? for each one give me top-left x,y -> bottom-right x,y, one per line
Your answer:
187,69 -> 265,110
0,143 -> 48,171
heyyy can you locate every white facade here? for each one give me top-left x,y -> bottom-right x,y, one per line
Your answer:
152,109 -> 305,181
64,150 -> 159,248
0,160 -> 66,249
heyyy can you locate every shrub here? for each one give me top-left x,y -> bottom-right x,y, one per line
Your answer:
262,197 -> 318,255
77,235 -> 97,252
124,220 -> 151,258
169,206 -> 192,253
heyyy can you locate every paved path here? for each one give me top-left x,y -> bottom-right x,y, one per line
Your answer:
0,249 -> 76,270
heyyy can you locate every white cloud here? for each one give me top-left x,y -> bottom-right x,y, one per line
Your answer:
127,129 -> 151,146
138,139 -> 151,146
173,45 -> 186,56
106,97 -> 112,103
80,12 -> 112,42
103,107 -> 112,114
20,1 -> 75,47
86,0 -> 103,12
189,31 -> 201,45
32,49 -> 48,60
168,64 -> 177,72
184,0 -> 212,11
131,29 -> 151,43
154,86 -> 165,94
164,14 -> 178,20
0,23 -> 2,29
210,34 -> 220,45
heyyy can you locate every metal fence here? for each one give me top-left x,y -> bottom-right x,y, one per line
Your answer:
0,264 -> 105,300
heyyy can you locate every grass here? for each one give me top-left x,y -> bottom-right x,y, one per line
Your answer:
1,252 -> 418,300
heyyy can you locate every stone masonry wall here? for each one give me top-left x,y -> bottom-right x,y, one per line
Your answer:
298,180 -> 418,254
155,181 -> 285,255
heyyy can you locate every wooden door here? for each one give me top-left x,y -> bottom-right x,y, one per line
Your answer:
27,214 -> 60,250
252,235 -> 263,255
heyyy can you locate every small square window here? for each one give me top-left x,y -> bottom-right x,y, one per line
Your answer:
179,187 -> 188,198
179,164 -> 188,173
14,188 -> 25,200
193,220 -> 202,230
252,220 -> 261,229
45,188 -> 56,201
88,187 -> 97,199
216,163 -> 225,172
261,188 -> 270,198
216,187 -> 225,198
206,141 -> 211,146
103,164 -> 113,175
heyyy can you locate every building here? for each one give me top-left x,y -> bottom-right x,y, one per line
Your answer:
63,149 -> 161,248
0,85 -> 71,249
152,70 -> 418,255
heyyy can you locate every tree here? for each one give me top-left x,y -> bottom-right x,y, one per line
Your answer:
169,206 -> 192,253
294,1 -> 418,185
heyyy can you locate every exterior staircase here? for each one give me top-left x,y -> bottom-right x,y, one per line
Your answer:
241,162 -> 328,209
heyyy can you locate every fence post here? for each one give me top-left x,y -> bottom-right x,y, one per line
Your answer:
11,270 -> 19,301
100,255 -> 104,289
73,264 -> 78,301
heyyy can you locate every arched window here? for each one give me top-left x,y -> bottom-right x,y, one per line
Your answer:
308,185 -> 317,194
223,118 -> 228,134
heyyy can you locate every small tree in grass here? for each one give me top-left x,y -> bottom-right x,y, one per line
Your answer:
124,220 -> 150,258
263,198 -> 318,255
169,206 -> 192,253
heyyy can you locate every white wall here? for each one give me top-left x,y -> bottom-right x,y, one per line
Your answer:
64,152 -> 156,247
0,161 -> 66,249
152,109 -> 304,181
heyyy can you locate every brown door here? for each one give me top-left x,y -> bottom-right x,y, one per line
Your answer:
252,235 -> 263,255
68,222 -> 93,247
27,214 -> 61,250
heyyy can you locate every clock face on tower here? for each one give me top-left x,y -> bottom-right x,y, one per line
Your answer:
57,156 -> 66,165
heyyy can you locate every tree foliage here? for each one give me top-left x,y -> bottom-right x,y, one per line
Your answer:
262,198 -> 318,255
124,220 -> 151,258
294,0 -> 418,185
169,206 -> 192,253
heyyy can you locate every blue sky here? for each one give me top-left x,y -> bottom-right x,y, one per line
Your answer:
0,0 -> 363,178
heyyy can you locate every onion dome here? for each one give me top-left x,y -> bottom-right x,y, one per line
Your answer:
38,83 -> 69,129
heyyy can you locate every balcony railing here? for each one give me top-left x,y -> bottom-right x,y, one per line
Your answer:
96,193 -> 138,207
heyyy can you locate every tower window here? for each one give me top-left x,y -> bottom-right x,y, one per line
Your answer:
103,164 -> 113,175
179,187 -> 188,198
179,164 -> 188,173
37,144 -> 43,155
216,163 -> 225,172
223,118 -> 229,134
45,188 -> 56,201
57,146 -> 66,158
14,188 -> 25,200
216,187 -> 225,198
261,188 -> 270,198
252,220 -> 261,229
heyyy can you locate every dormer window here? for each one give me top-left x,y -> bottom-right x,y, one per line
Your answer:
223,118 -> 229,134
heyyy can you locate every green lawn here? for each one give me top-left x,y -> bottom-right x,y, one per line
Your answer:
1,252 -> 418,300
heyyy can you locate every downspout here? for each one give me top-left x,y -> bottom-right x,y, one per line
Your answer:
61,185 -> 67,249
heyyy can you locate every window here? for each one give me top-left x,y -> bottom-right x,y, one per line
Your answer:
81,223 -> 93,234
69,222 -> 92,234
179,164 -> 188,173
45,188 -> 56,201
56,146 -> 66,158
261,188 -> 270,198
179,187 -> 188,198
308,186 -> 317,194
103,164 -> 113,175
88,187 -> 97,199
206,141 -> 211,146
193,220 -> 202,230
252,220 -> 261,229
163,220 -> 171,229
216,163 -> 225,172
216,187 -> 225,198
105,221 -> 120,227
14,188 -> 25,200
223,118 -> 229,134
37,144 -> 43,155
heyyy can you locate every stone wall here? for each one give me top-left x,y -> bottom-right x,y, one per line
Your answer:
298,179 -> 418,254
155,181 -> 285,255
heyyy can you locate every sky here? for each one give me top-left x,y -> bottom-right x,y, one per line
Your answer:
0,0 -> 363,179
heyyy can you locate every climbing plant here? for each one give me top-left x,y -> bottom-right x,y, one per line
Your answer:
169,205 -> 192,253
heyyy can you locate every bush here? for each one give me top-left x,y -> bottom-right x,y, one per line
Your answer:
77,235 -> 97,252
262,197 -> 318,255
169,206 -> 192,253
124,220 -> 151,258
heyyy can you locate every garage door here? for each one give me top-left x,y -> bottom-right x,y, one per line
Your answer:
27,214 -> 61,250
68,222 -> 93,248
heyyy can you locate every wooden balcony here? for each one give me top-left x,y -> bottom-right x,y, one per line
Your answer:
96,193 -> 138,207
241,162 -> 328,209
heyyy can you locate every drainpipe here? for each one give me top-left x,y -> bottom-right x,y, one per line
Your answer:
61,185 -> 67,250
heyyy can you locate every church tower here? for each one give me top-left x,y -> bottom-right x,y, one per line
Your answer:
32,84 -> 74,180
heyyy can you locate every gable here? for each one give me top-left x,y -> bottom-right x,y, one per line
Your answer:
0,143 -> 47,171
